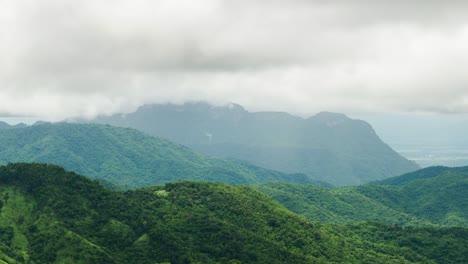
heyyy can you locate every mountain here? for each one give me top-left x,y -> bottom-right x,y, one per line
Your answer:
91,102 -> 419,186
254,166 -> 468,227
0,121 -> 27,130
0,122 -> 322,187
0,163 -> 466,263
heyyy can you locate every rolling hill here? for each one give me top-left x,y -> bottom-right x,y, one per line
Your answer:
0,123 -> 322,187
0,163 -> 466,263
254,166 -> 468,227
92,102 -> 419,186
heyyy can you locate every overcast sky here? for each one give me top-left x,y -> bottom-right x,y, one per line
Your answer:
1,0 -> 468,120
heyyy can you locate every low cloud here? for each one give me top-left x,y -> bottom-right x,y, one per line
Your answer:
1,0 -> 468,119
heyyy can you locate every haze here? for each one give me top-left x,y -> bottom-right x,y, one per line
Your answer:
1,0 -> 468,119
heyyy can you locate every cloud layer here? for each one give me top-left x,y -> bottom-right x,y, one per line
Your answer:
1,0 -> 468,119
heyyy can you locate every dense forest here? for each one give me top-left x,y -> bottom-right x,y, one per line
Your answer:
0,163 -> 466,263
253,166 -> 468,227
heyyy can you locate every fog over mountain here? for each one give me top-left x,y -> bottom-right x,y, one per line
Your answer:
1,0 -> 468,119
2,1 -> 467,165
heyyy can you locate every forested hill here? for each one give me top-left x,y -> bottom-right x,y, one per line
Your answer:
0,163 -> 466,263
254,166 -> 468,227
0,123 -> 322,187
373,165 -> 468,185
92,102 -> 419,186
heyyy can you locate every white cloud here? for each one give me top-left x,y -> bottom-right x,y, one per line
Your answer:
1,0 -> 468,119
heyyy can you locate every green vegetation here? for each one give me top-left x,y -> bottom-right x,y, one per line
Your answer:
253,166 -> 468,227
0,123 -> 322,187
93,102 -> 419,186
373,165 -> 468,186
253,183 -> 423,225
0,163 -> 466,263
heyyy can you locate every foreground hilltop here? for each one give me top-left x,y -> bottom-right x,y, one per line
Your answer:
0,163 -> 466,263
0,123 -> 322,187
93,102 -> 419,186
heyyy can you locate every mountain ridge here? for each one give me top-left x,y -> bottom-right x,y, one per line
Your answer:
92,102 -> 419,186
373,165 -> 468,185
0,122 -> 325,187
254,165 -> 468,227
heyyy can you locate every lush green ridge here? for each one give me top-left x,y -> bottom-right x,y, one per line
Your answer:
0,163 -> 466,263
0,123 -> 322,187
253,183 -> 424,225
373,165 -> 468,185
93,102 -> 419,186
253,166 -> 468,227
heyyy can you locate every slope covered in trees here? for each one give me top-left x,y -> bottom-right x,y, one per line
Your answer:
373,165 -> 468,186
0,123 -> 321,187
0,163 -> 466,263
254,166 -> 468,227
92,102 -> 419,186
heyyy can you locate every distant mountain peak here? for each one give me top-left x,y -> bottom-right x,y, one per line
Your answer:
136,101 -> 247,114
188,101 -> 247,113
312,111 -> 349,121
308,112 -> 351,128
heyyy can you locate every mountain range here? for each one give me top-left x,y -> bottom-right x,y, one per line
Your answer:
92,102 -> 419,186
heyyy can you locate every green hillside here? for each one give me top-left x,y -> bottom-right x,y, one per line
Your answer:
254,166 -> 468,227
93,102 -> 419,186
374,165 -> 468,185
0,123 -> 321,187
359,168 -> 468,226
254,183 -> 424,225
0,163 -> 466,263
